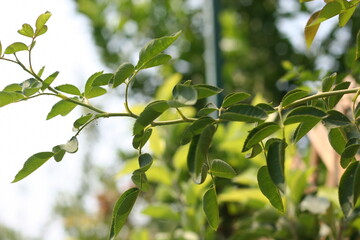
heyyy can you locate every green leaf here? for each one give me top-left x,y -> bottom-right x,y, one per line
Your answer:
140,53 -> 171,69
245,143 -> 263,158
46,99 -> 77,120
136,31 -> 181,69
322,72 -> 337,92
92,73 -> 113,87
169,84 -> 197,107
198,103 -> 218,116
86,87 -> 107,99
339,4 -> 357,27
37,66 -> 45,78
357,30 -> 360,60
55,84 -> 81,96
292,119 -> 320,143
35,25 -> 48,37
21,78 -> 42,96
322,110 -> 351,128
60,136 -> 79,153
220,104 -> 268,123
257,166 -> 284,212
181,117 -> 215,145
355,102 -> 360,120
132,128 -> 152,149
328,127 -> 347,155
18,24 -> 34,38
281,89 -> 309,108
310,2 -> 342,26
35,11 -> 51,33
12,152 -> 54,183
112,63 -> 135,88
328,81 -> 351,109
137,153 -> 153,172
109,188 -> 139,240
4,42 -> 28,54
339,162 -> 360,217
193,84 -> 223,99
142,205 -> 179,221
283,106 -> 327,125
52,145 -> 66,162
203,185 -> 219,231
3,83 -> 22,92
341,138 -> 360,159
83,72 -> 107,99
256,103 -> 276,113
305,11 -> 321,48
133,100 -> 169,135
0,91 -> 24,107
0,41 -> 2,56
242,122 -> 280,152
209,159 -> 236,179
42,71 -> 59,90
222,92 -> 251,108
73,114 -> 93,129
266,139 -> 286,193
131,172 -> 150,192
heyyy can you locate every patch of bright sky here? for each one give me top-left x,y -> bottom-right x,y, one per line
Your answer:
0,0 -> 120,239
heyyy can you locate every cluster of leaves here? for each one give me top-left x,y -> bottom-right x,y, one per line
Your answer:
2,8 -> 360,239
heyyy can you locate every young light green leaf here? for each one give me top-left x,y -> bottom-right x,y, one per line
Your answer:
112,63 -> 135,88
131,172 -> 150,192
0,91 -> 23,107
46,99 -> 77,120
181,117 -> 215,145
35,25 -> 48,37
222,92 -> 251,108
169,84 -> 197,107
220,104 -> 268,123
209,159 -> 236,179
18,23 -> 34,38
4,42 -> 28,54
339,162 -> 360,217
0,41 -> 2,56
55,84 -> 81,96
86,87 -> 107,99
305,11 -> 321,48
203,185 -> 219,231
292,119 -> 320,143
92,73 -> 113,87
322,110 -> 351,128
132,128 -> 152,149
133,100 -> 169,135
12,152 -> 54,183
136,31 -> 181,70
35,11 -> 52,32
322,72 -> 337,92
328,127 -> 347,155
138,153 -> 153,172
309,2 -> 342,26
83,72 -> 107,99
37,66 -> 45,78
283,106 -> 327,125
109,188 -> 139,240
142,205 -> 179,221
242,122 -> 280,152
339,4 -> 357,27
257,166 -> 284,212
3,83 -> 22,92
328,81 -> 351,109
266,139 -> 286,193
281,89 -> 309,108
73,114 -> 93,130
42,71 -> 59,91
193,84 -> 223,99
357,30 -> 360,60
140,53 -> 171,69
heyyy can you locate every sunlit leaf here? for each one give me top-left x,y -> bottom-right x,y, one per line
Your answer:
339,162 -> 360,217
3,83 -> 22,92
35,11 -> 51,35
339,4 -> 357,27
266,139 -> 286,193
92,73 -> 113,86
4,42 -> 28,54
55,84 -> 81,96
18,23 -> 34,38
84,72 -> 107,98
0,91 -> 23,107
37,66 -> 45,78
281,89 -> 309,108
112,63 -> 135,88
133,100 -> 169,135
73,114 -> 93,130
209,159 -> 236,179
203,185 -> 219,231
0,41 -> 2,56
222,92 -> 251,108
140,53 -> 171,69
242,122 -> 280,152
193,84 -> 223,99
136,31 -> 181,70
12,152 -> 54,183
42,71 -> 59,91
220,104 -> 267,123
309,2 -> 342,26
305,11 -> 321,48
46,99 -> 77,120
169,84 -> 197,107
257,166 -> 284,212
20,78 -> 42,96
109,188 -> 139,240
284,106 -> 327,125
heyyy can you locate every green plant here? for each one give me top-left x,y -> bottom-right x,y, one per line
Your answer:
2,3 -> 360,238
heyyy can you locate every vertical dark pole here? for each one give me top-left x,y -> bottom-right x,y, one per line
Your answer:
203,0 -> 222,107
